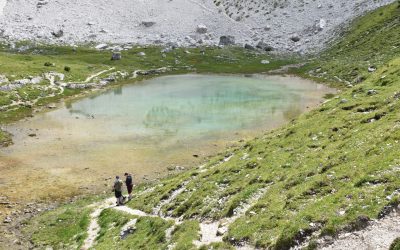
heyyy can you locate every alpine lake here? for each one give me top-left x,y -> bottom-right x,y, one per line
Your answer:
0,74 -> 334,202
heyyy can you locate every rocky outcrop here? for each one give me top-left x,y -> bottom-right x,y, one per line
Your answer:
256,41 -> 274,52
135,67 -> 169,76
0,77 -> 43,91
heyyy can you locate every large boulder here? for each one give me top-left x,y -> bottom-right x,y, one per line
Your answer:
196,24 -> 208,34
256,41 -> 274,51
290,34 -> 301,42
244,44 -> 255,50
219,36 -> 235,46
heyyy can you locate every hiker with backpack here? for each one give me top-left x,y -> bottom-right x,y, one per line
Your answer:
124,173 -> 134,200
113,176 -> 124,206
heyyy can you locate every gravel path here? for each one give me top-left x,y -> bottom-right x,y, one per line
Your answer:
81,197 -> 116,250
80,181 -> 267,249
321,211 -> 400,250
194,188 -> 267,248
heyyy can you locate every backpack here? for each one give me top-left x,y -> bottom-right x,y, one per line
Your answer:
114,180 -> 123,191
126,175 -> 133,185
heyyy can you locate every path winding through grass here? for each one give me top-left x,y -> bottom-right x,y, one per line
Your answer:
79,154 -> 274,250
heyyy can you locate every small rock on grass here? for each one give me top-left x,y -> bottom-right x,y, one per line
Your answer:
368,66 -> 377,72
111,52 -> 122,60
3,217 -> 11,223
95,44 -> 108,50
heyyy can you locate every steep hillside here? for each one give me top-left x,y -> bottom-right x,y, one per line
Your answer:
21,2 -> 400,250
0,0 -> 394,52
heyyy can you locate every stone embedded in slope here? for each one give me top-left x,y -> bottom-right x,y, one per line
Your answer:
290,34 -> 301,42
196,24 -> 208,34
142,21 -> 156,27
244,43 -> 255,50
111,52 -> 121,60
368,66 -> 377,72
51,29 -> 63,38
95,44 -> 108,50
256,41 -> 274,51
36,0 -> 48,9
317,18 -> 327,30
219,35 -> 235,46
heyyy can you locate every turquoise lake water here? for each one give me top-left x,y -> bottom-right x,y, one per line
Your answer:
66,74 -> 329,142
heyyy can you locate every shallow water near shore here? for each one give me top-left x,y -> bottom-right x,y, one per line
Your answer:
0,74 -> 334,203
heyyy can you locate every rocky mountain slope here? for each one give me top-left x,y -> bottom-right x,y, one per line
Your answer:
0,0 -> 395,52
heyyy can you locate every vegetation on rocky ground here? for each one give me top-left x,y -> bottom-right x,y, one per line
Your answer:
391,237 -> 400,250
17,2 -> 400,249
22,197 -> 98,249
95,209 -> 173,249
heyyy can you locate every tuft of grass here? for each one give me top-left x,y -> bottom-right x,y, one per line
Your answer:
390,237 -> 400,250
171,220 -> 200,250
96,208 -> 173,249
23,198 -> 95,249
0,129 -> 12,147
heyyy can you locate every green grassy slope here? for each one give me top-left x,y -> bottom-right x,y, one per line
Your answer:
22,197 -> 97,249
298,1 -> 400,86
391,238 -> 400,250
95,209 -> 173,250
23,2 -> 400,249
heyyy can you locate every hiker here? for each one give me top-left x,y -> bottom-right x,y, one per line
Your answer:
113,176 -> 124,206
124,172 -> 134,200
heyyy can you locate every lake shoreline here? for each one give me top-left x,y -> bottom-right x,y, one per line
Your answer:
3,72 -> 334,203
